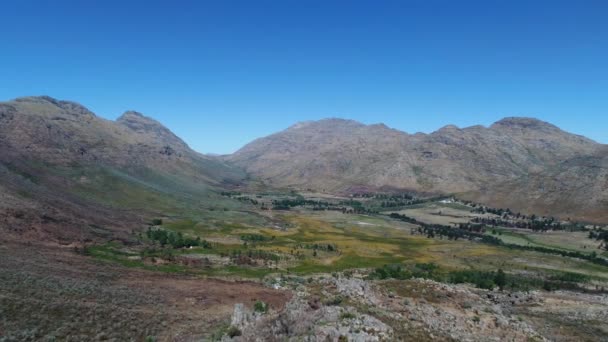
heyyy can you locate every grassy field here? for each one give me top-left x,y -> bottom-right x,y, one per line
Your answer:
393,203 -> 486,225
490,228 -> 604,255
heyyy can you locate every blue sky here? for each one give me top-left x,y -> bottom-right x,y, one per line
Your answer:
1,0 -> 606,153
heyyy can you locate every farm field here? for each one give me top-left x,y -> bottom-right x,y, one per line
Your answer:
490,228 -> 605,255
392,202 -> 486,225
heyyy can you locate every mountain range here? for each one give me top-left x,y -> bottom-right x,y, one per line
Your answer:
229,117 -> 607,222
1,96 -> 606,233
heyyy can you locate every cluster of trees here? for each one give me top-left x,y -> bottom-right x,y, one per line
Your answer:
417,224 -> 502,244
448,269 -> 507,290
370,264 -> 594,292
379,198 -> 426,208
370,263 -> 441,281
471,206 -> 513,217
270,197 -> 346,211
240,234 -> 272,243
471,216 -> 565,232
389,213 -> 501,244
389,213 -> 420,225
271,197 -> 316,210
589,229 -> 608,250
338,206 -> 378,215
369,263 -> 507,290
268,197 -> 380,215
338,199 -> 364,208
234,196 -> 259,205
146,228 -> 211,249
455,223 -> 486,233
352,192 -> 418,201
219,191 -> 243,197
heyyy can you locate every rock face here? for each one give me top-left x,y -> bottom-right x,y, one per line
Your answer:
228,117 -> 606,221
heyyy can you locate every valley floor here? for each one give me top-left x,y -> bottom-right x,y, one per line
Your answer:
2,191 -> 608,341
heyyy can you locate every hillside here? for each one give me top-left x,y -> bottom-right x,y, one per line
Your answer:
228,117 -> 605,221
465,147 -> 608,223
0,96 -> 245,244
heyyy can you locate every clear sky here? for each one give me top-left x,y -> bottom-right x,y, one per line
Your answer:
1,0 -> 606,153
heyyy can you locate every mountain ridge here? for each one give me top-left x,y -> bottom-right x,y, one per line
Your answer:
228,116 -> 606,221
0,95 -> 245,244
1,96 -> 606,222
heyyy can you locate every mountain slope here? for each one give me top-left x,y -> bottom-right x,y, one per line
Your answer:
228,117 -> 605,221
0,96 -> 243,183
465,147 -> 608,222
0,96 -> 245,243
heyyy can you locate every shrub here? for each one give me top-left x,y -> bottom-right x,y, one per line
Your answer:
253,300 -> 268,314
340,312 -> 356,320
146,227 -> 211,249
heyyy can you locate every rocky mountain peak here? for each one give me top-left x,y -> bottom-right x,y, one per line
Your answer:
490,117 -> 557,131
120,110 -> 145,118
117,110 -> 167,132
435,124 -> 461,133
287,118 -> 391,134
116,110 -> 189,150
13,95 -> 95,117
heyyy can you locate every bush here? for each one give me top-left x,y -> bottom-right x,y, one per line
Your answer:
449,270 -> 496,290
340,312 -> 356,320
253,300 -> 268,314
146,227 -> 211,249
